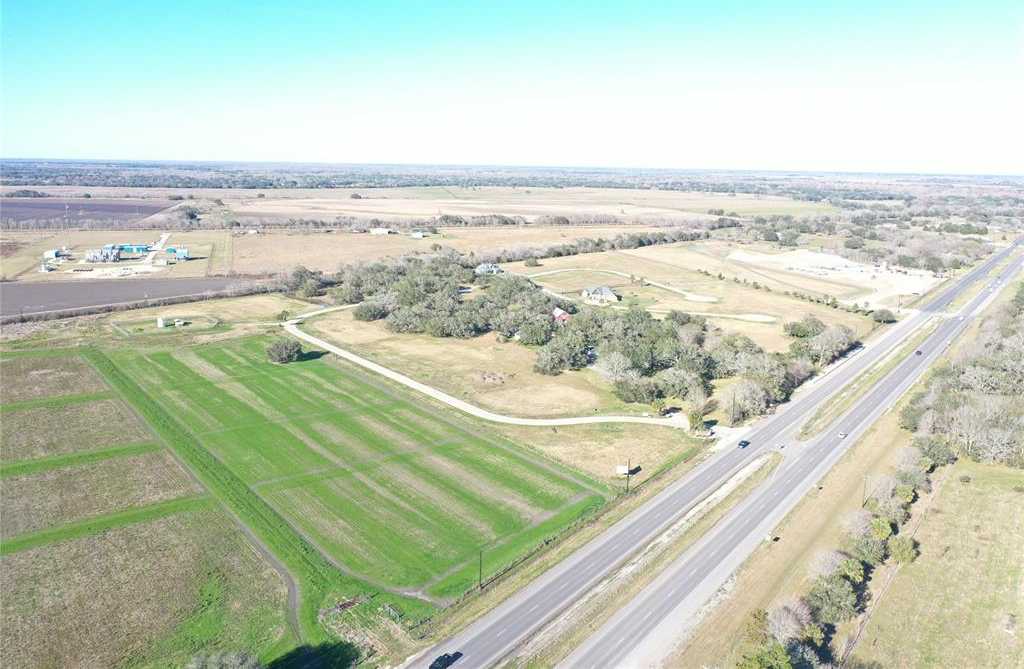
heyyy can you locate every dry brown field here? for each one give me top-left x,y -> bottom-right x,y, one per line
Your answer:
309,308 -> 634,418
0,399 -> 152,461
1,185 -> 836,221
230,225 -> 664,275
0,354 -> 108,402
0,450 -> 201,538
507,242 -> 874,351
0,508 -> 289,668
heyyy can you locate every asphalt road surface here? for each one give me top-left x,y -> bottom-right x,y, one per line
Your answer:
409,240 -> 1022,669
566,243 -> 1023,668
0,277 -> 253,317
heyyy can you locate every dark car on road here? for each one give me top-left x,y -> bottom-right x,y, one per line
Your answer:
430,652 -> 463,669
738,440 -> 750,448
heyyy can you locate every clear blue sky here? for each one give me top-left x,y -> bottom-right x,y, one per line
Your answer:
2,1 -> 1021,173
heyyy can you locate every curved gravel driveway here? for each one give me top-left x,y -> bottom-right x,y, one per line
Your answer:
284,306 -> 685,430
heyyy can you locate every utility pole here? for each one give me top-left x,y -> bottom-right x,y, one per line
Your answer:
625,458 -> 632,494
478,548 -> 483,591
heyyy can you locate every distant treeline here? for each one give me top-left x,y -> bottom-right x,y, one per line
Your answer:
9,160 -> 1021,207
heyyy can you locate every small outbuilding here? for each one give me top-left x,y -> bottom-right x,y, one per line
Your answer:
582,286 -> 620,305
369,227 -> 394,235
156,317 -> 167,328
552,307 -> 571,325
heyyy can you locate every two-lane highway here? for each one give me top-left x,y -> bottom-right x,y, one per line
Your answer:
409,240 -> 1021,669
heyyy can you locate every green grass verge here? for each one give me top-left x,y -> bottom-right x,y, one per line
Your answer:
1,495 -> 212,555
0,442 -> 161,478
0,390 -> 116,413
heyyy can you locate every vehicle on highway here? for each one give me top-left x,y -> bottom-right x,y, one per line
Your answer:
838,432 -> 848,439
429,651 -> 463,669
738,440 -> 750,448
915,349 -> 923,355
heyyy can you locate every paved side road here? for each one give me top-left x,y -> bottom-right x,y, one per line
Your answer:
403,239 -> 1021,669
564,245 -> 1024,668
283,310 -> 685,429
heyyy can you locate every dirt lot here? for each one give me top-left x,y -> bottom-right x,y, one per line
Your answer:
727,247 -> 941,310
0,507 -> 289,668
1,450 -> 200,538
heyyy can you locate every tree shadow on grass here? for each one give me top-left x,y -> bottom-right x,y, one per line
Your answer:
297,350 -> 328,363
267,642 -> 360,669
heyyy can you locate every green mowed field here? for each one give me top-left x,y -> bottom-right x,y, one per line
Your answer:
0,351 -> 293,667
113,337 -> 604,598
852,461 -> 1024,668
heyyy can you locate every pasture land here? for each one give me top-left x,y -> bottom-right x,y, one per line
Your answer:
230,225 -> 666,275
851,461 -> 1024,668
0,397 -> 152,461
309,308 -> 635,418
2,185 -> 835,221
0,449 -> 200,538
306,311 -> 704,484
111,336 -> 605,600
1,506 -> 290,669
0,352 -> 108,402
225,186 -> 833,222
506,243 -> 874,351
0,350 -> 292,666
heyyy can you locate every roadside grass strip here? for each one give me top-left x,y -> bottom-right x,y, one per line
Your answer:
84,347 -> 436,642
0,442 -> 161,478
102,336 -> 604,610
0,390 -> 116,413
0,495 -> 212,555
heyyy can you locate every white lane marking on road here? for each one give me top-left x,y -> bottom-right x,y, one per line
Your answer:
496,627 -> 506,638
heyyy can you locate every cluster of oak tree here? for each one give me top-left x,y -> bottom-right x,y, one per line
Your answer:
900,282 -> 1024,469
325,254 -> 860,426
